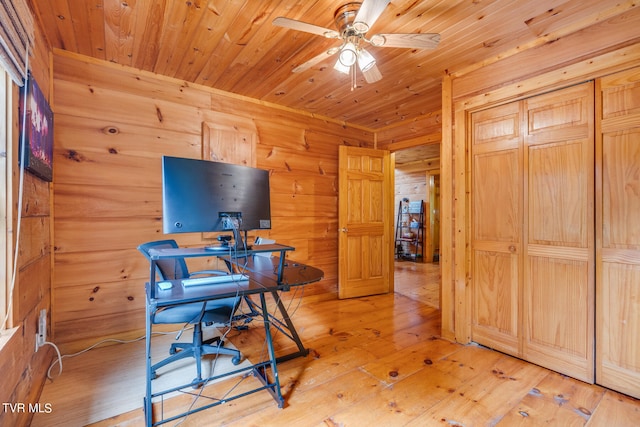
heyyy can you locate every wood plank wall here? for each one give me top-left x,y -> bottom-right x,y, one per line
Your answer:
0,16 -> 56,427
50,51 -> 375,352
377,111 -> 442,149
395,169 -> 428,213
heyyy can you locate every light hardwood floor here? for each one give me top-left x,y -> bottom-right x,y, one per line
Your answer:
394,259 -> 440,309
39,262 -> 639,426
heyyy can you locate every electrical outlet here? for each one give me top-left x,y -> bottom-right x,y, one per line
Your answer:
35,308 -> 47,351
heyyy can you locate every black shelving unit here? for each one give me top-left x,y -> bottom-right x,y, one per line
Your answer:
395,199 -> 424,261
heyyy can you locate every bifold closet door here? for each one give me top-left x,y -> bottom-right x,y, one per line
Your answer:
471,101 -> 523,357
471,83 -> 595,382
597,67 -> 640,399
522,83 -> 595,383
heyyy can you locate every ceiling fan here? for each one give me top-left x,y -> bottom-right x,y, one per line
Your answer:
273,0 -> 441,88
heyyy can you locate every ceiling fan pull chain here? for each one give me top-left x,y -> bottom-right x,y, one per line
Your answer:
350,63 -> 356,91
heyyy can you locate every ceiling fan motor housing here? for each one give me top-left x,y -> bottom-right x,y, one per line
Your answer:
334,2 -> 365,35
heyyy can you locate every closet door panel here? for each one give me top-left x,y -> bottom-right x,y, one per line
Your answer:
602,129 -> 640,247
598,67 -> 640,398
599,263 -> 640,397
473,150 -> 520,242
526,255 -> 592,381
472,248 -> 519,354
528,141 -> 589,247
471,102 -> 522,356
523,83 -> 595,383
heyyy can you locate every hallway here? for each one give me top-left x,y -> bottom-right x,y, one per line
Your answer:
394,260 -> 440,309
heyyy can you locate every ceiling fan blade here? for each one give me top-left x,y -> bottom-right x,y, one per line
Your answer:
372,33 -> 441,49
273,17 -> 339,38
362,63 -> 383,83
292,47 -> 340,73
353,0 -> 390,33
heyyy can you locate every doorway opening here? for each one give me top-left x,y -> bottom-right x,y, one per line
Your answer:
393,146 -> 441,309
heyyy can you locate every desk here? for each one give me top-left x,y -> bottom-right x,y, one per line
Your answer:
144,244 -> 323,426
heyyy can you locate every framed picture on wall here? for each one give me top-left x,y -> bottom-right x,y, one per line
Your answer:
19,73 -> 54,182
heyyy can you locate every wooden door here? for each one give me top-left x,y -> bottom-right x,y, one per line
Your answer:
523,83 -> 595,383
471,83 -> 595,383
471,101 -> 523,357
597,67 -> 640,398
338,146 -> 394,299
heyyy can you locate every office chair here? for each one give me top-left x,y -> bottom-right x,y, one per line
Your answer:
138,239 -> 242,386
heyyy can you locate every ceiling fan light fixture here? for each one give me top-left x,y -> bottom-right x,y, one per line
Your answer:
334,58 -> 350,74
357,48 -> 376,72
339,42 -> 357,66
369,34 -> 385,46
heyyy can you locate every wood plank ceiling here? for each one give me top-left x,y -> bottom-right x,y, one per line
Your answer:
29,0 -> 636,131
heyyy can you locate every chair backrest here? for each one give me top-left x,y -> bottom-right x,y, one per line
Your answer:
254,236 -> 276,257
137,239 -> 190,280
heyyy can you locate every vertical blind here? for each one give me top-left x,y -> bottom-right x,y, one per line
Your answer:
0,0 -> 33,86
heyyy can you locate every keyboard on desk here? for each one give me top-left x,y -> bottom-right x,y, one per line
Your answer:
181,273 -> 249,287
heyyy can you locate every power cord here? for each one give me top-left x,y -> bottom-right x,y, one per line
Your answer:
44,328 -> 196,381
168,232 -> 306,426
172,285 -> 244,427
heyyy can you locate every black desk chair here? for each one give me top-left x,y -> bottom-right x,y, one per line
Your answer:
138,239 -> 242,386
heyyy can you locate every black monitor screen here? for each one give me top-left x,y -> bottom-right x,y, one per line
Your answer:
162,156 -> 271,235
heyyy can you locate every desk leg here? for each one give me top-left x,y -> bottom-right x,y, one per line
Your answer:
256,292 -> 284,408
241,291 -> 309,363
145,296 -> 154,427
270,291 -> 309,363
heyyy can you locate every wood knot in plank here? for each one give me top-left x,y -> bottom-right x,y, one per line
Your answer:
65,150 -> 84,162
577,407 -> 592,416
366,328 -> 381,337
102,126 -> 119,135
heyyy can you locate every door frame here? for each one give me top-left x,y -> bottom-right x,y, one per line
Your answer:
425,169 -> 440,264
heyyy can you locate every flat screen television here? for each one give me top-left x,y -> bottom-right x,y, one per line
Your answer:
161,156 -> 271,250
